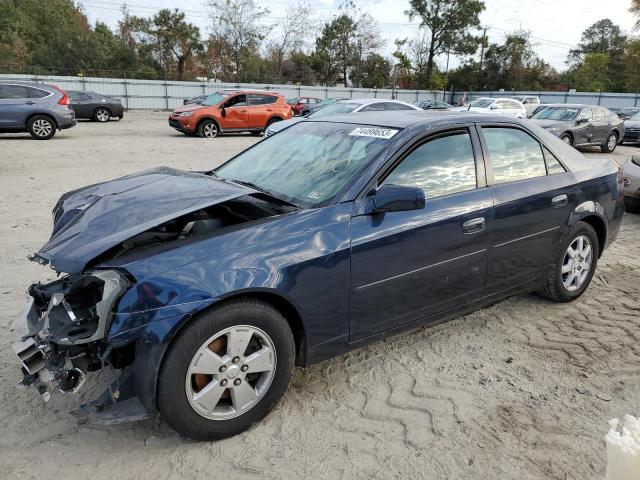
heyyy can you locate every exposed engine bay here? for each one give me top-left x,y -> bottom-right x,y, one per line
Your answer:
13,193 -> 291,411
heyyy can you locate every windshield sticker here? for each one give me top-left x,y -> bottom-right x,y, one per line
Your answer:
348,127 -> 398,139
307,191 -> 323,200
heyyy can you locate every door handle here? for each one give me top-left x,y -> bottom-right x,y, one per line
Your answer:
240,109 -> 247,113
26,101 -> 36,105
266,108 -> 273,112
552,194 -> 568,208
462,217 -> 485,234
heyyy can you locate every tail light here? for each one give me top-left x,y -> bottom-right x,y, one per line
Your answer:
48,85 -> 70,105
616,163 -> 624,200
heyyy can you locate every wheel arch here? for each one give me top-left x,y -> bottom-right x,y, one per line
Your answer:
95,105 -> 112,116
196,116 -> 220,132
27,112 -> 58,130
570,202 -> 608,257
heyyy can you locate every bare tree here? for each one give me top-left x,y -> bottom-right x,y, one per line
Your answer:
208,0 -> 271,82
266,2 -> 319,80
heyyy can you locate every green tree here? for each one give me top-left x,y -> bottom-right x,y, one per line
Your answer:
359,53 -> 390,88
129,9 -> 203,80
622,38 -> 640,92
405,0 -> 485,85
571,53 -> 609,91
314,14 -> 357,86
630,0 -> 640,30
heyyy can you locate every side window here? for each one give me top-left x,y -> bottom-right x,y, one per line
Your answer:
578,109 -> 592,121
482,127 -> 547,184
0,84 -> 29,99
360,102 -> 386,112
225,95 -> 247,108
28,87 -> 50,98
543,147 -> 566,175
385,102 -> 414,111
382,132 -> 477,199
248,94 -> 276,105
594,108 -> 606,121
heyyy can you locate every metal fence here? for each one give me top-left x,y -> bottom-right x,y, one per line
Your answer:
0,73 -> 445,110
448,90 -> 640,110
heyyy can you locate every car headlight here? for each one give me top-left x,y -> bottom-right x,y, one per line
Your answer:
179,111 -> 193,117
37,269 -> 130,345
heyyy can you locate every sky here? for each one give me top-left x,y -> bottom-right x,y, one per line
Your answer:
79,0 -> 638,71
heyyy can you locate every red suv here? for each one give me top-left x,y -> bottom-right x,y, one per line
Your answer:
287,97 -> 322,116
169,90 -> 293,138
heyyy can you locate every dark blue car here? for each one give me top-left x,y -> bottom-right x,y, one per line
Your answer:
12,112 -> 624,440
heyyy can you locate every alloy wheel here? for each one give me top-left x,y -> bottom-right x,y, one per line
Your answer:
32,119 -> 52,138
607,134 -> 617,151
203,122 -> 218,138
96,109 -> 110,122
561,235 -> 593,292
185,325 -> 276,420
562,135 -> 572,144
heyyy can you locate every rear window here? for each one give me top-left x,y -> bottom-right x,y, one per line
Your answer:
308,102 -> 359,118
28,87 -> 50,98
0,84 -> 29,99
248,94 -> 278,105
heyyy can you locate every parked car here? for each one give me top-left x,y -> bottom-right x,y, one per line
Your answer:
12,111 -> 624,440
415,99 -> 452,110
623,156 -> 640,213
450,97 -> 527,118
183,94 -> 208,106
621,111 -> 640,144
307,97 -> 349,115
511,95 -> 541,117
0,82 -> 76,139
68,91 -> 124,122
266,98 -> 421,136
611,107 -> 640,120
169,90 -> 293,137
530,104 -> 624,153
287,97 -> 323,116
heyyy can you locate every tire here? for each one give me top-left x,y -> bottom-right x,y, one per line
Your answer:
157,298 -> 295,440
537,221 -> 599,302
560,133 -> 573,146
27,115 -> 56,140
250,130 -> 263,136
601,132 -> 618,153
94,107 -> 111,123
266,117 -> 282,129
197,119 -> 219,138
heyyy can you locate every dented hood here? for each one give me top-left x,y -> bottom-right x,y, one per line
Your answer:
34,167 -> 256,273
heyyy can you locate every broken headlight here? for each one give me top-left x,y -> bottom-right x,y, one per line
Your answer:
34,269 -> 130,345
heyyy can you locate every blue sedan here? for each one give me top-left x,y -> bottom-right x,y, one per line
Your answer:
13,111 -> 624,440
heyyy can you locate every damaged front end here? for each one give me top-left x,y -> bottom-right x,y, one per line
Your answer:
13,270 -> 130,405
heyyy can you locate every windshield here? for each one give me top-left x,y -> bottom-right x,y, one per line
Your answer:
308,102 -> 359,118
201,92 -> 230,106
469,99 -> 493,108
531,107 -> 579,121
215,122 -> 397,207
631,112 -> 640,121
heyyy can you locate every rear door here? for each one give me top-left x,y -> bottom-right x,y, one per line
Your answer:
592,107 -> 609,144
479,124 -> 577,293
350,127 -> 492,340
0,84 -> 35,128
68,91 -> 93,118
246,94 -> 275,129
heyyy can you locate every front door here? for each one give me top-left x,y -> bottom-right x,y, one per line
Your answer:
479,125 -> 577,292
350,128 -> 492,341
0,84 -> 35,128
574,108 -> 594,144
221,94 -> 248,130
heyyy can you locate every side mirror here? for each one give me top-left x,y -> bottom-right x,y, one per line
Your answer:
490,105 -> 499,110
371,184 -> 425,214
220,107 -> 226,117
577,117 -> 589,124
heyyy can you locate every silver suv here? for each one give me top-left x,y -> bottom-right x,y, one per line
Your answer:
0,82 -> 77,139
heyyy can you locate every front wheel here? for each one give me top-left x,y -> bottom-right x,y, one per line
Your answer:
601,132 -> 618,153
157,299 -> 295,440
197,119 -> 219,138
537,222 -> 599,302
560,133 -> 573,146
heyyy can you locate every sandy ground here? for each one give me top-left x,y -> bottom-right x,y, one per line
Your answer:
0,112 -> 639,479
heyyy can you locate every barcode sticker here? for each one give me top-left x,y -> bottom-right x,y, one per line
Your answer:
348,127 -> 399,139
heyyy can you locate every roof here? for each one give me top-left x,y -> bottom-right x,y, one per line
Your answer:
217,89 -> 283,96
538,103 -> 594,109
335,97 -> 413,105
305,110 -> 530,129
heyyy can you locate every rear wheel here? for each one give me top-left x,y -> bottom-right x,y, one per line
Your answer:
27,115 -> 56,140
538,222 -> 599,302
157,299 -> 295,440
197,119 -> 219,138
94,107 -> 111,122
601,132 -> 618,153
